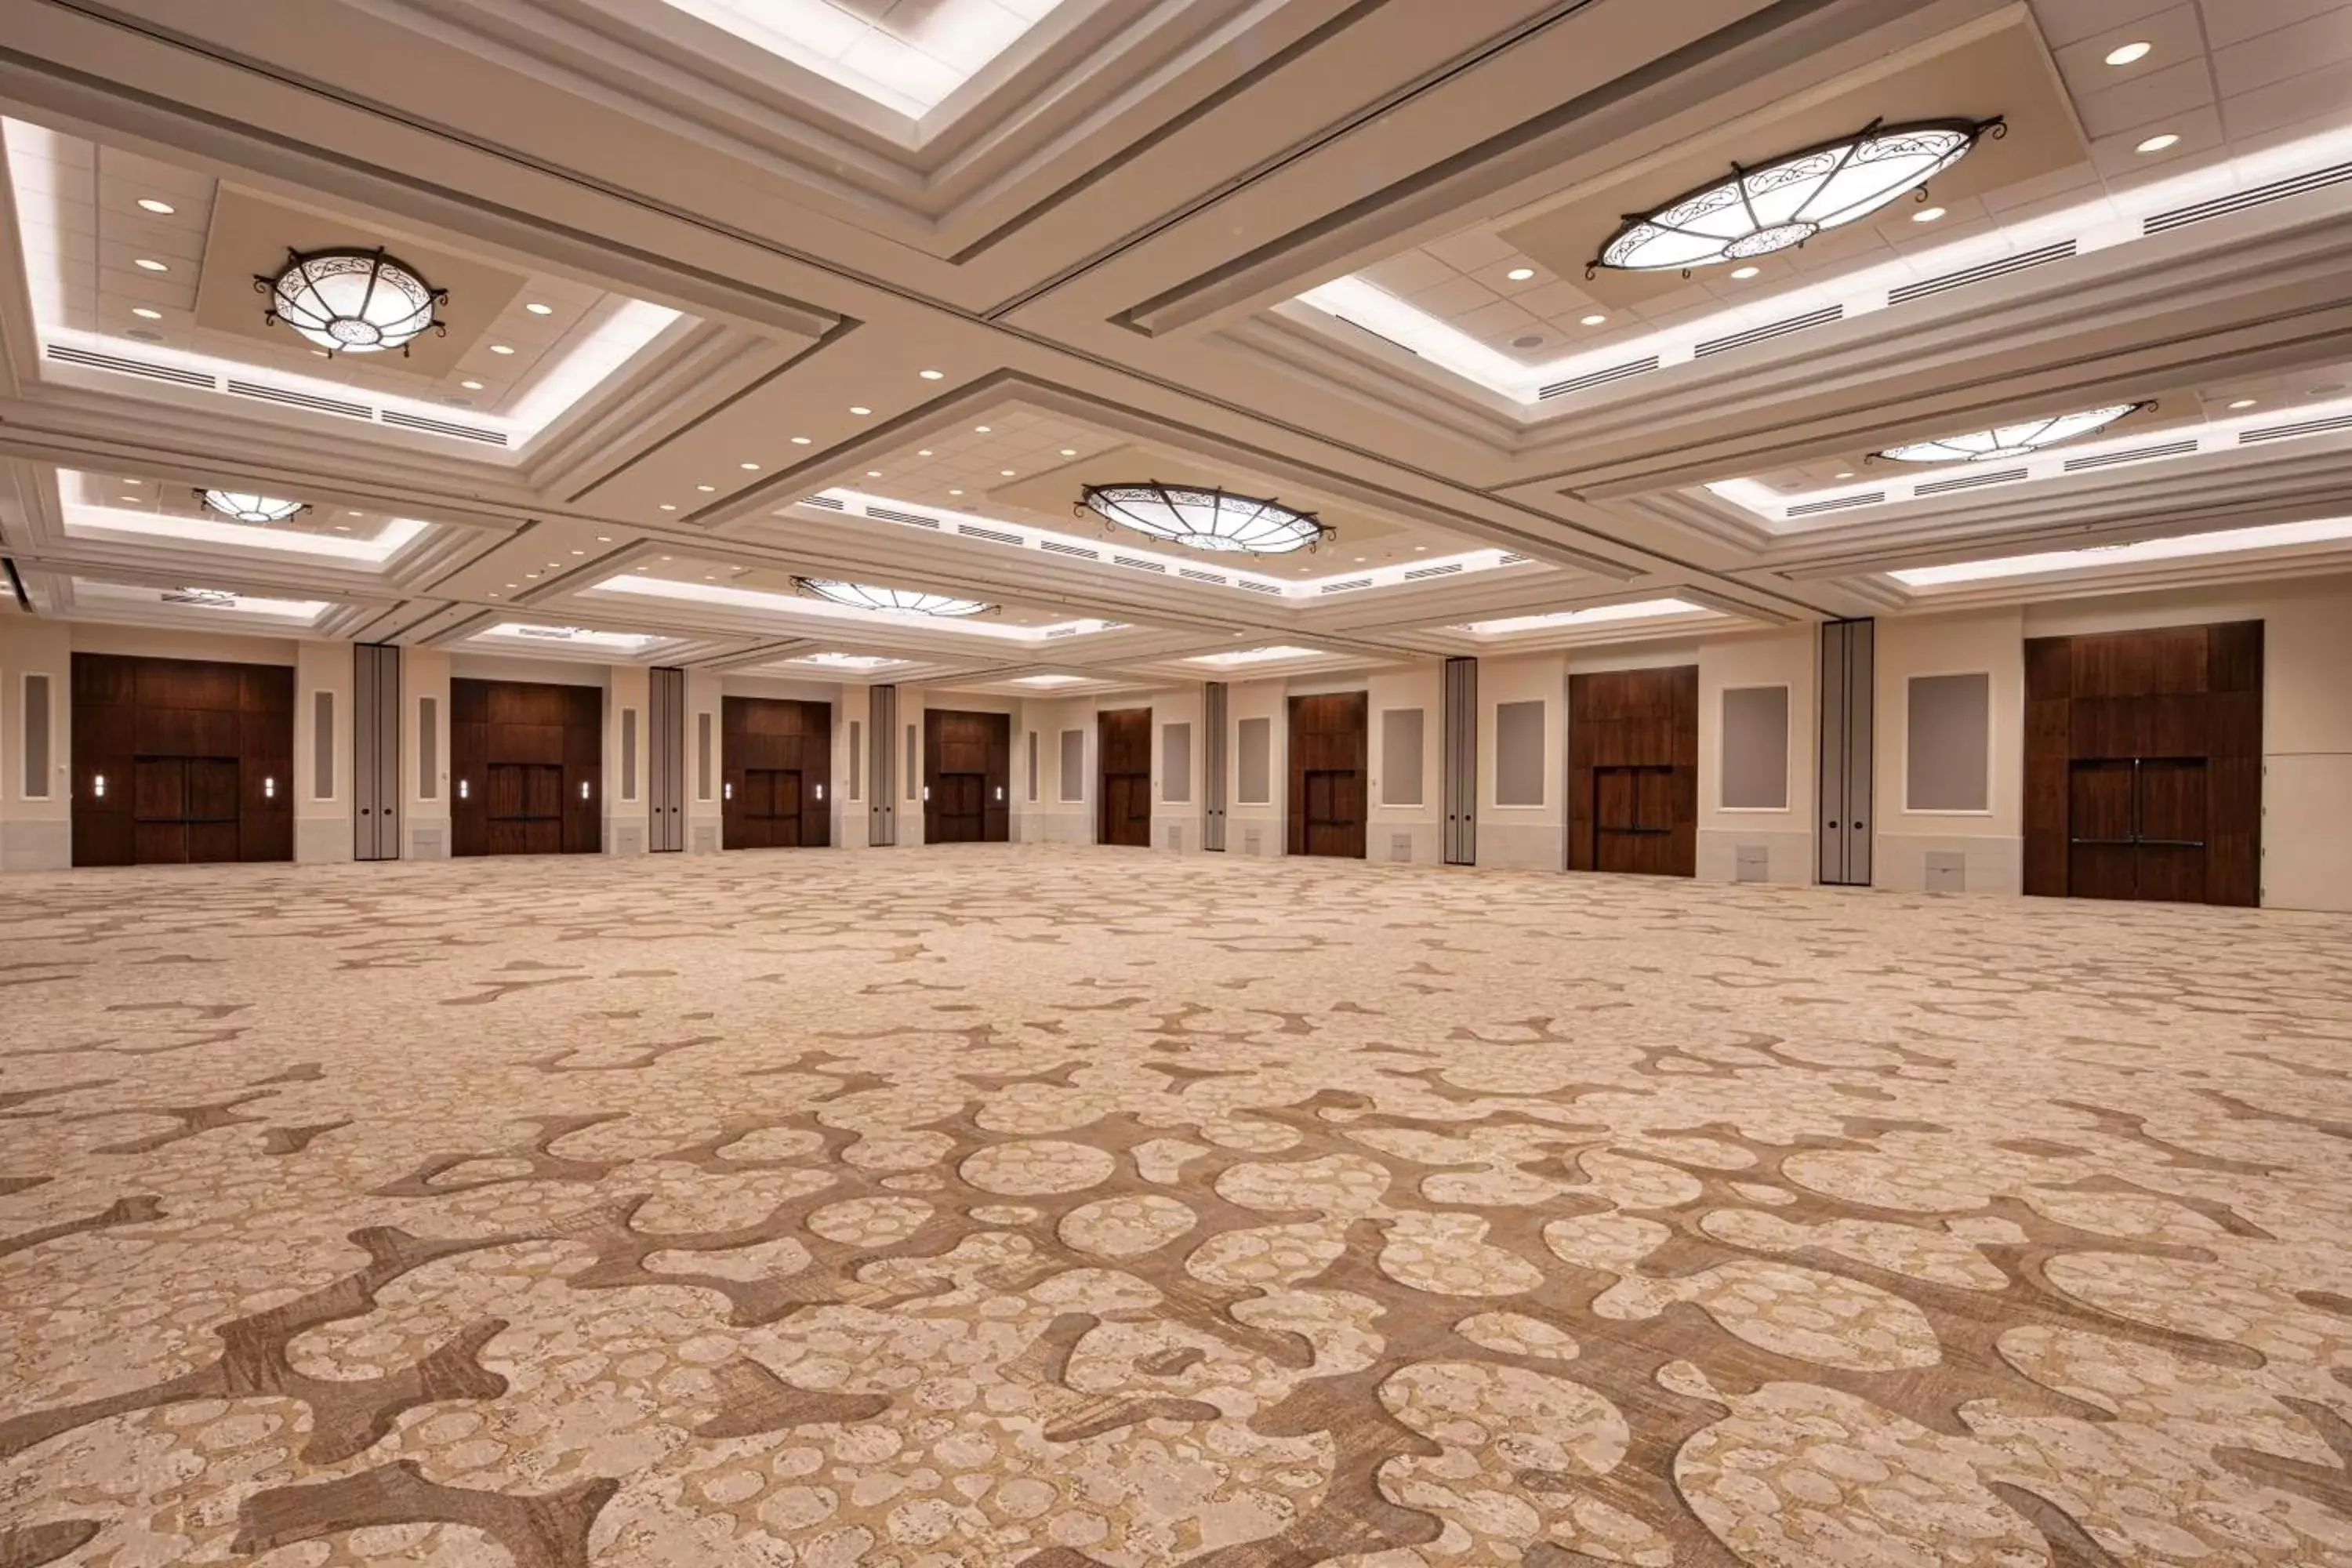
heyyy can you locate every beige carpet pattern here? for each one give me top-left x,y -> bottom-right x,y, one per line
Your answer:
4,845 -> 2352,1568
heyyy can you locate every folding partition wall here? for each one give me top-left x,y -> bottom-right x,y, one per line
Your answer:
1443,656 -> 1477,866
1817,619 -> 1875,887
352,644 -> 400,862
648,666 -> 686,852
1201,682 -> 1228,851
867,684 -> 898,846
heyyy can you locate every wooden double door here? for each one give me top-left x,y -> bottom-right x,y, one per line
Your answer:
1098,706 -> 1152,847
71,654 -> 293,866
722,697 -> 832,850
2025,621 -> 2260,906
924,710 -> 1010,844
451,679 -> 603,856
1287,692 -> 1367,858
1569,666 -> 1697,877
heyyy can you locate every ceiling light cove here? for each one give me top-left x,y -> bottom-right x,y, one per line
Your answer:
794,579 -> 994,617
1877,403 -> 2151,463
1079,483 -> 1333,555
199,489 -> 306,524
1188,645 -> 1323,667
1593,118 -> 1998,274
258,247 -> 447,356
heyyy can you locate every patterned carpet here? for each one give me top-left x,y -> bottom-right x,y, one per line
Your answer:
4,846 -> 2352,1568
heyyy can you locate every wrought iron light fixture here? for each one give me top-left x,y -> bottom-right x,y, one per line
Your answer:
1592,118 -> 2001,275
1875,402 -> 2153,464
198,490 -> 307,524
256,247 -> 447,355
1077,481 -> 1332,555
794,579 -> 994,617
163,586 -> 238,608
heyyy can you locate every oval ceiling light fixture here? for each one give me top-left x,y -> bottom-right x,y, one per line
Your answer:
255,247 -> 446,356
1876,402 -> 2153,464
198,489 -> 307,524
1592,117 -> 2000,276
793,579 -> 994,617
1077,481 -> 1333,555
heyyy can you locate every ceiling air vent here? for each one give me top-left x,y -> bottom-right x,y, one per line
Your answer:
1496,553 -> 1530,564
2146,160 -> 2352,236
2239,412 -> 2352,446
1786,491 -> 1886,517
1178,568 -> 1225,583
1695,305 -> 1844,358
1111,555 -> 1167,573
1039,539 -> 1094,557
864,504 -> 935,526
958,524 -> 1022,546
226,379 -> 370,419
1540,357 -> 1659,400
381,411 -> 508,445
1044,625 -> 1079,637
1236,579 -> 1283,594
1318,577 -> 1373,593
45,342 -> 213,389
1404,561 -> 1463,580
1915,466 -> 2027,496
1887,241 -> 2077,307
803,495 -> 847,510
2063,439 -> 2200,473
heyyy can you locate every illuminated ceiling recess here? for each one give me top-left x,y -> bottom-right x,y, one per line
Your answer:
1593,118 -> 1999,274
1078,483 -> 1333,555
794,579 -> 995,617
199,490 -> 306,524
1878,403 -> 2151,463
257,247 -> 447,355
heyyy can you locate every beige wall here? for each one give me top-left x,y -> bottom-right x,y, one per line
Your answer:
0,619 -> 72,869
1477,652 -> 1564,871
1871,608 -> 2026,895
1698,628 -> 1816,887
1223,678 -> 1287,857
1367,665 -> 1442,864
404,648 -> 452,860
294,641 -> 354,865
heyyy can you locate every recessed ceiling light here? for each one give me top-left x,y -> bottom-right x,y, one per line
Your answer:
525,301 -> 553,315
487,593 -> 499,599
659,503 -> 677,511
1000,468 -> 1015,477
333,524 -> 349,532
919,368 -> 944,379
1835,470 -> 1855,478
1730,265 -> 1760,280
2136,132 -> 2180,154
524,572 -> 539,579
696,484 -> 716,492
866,470 -> 881,477
133,257 -> 168,272
1352,555 -> 1367,563
136,198 -> 174,214
2105,40 -> 2152,67
739,461 -> 760,470
1505,267 -> 1535,281
1412,545 -> 1426,552
347,510 -> 363,517
1580,313 -> 1607,326
948,488 -> 963,496
570,549 -> 585,555
917,448 -> 934,456
1060,448 -> 1077,457
597,535 -> 612,542
131,307 -> 162,320
975,425 -> 991,433
489,343 -> 514,355
850,405 -> 872,416
790,435 -> 811,445
2228,398 -> 2257,409
460,379 -> 483,390
1913,206 -> 1947,223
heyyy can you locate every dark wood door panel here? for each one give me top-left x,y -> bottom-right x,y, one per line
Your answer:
452,680 -> 604,858
76,655 -> 292,867
2024,622 -> 2261,906
1286,693 -> 1367,858
924,711 -> 1010,844
1570,666 -> 1696,877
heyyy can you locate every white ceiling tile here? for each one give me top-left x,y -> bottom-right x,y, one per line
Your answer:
1405,274 -> 1501,321
2199,0 -> 2352,49
1419,227 -> 1519,274
2220,53 -> 2352,138
2049,5 -> 2204,96
2214,8 -> 2352,95
2030,0 -> 2180,49
1357,250 -> 1455,296
2070,56 -> 2216,139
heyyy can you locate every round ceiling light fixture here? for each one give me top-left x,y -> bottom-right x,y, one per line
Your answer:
1876,402 -> 2153,464
198,489 -> 307,524
793,579 -> 994,617
1077,481 -> 1332,555
1591,117 -> 2001,276
255,247 -> 447,356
